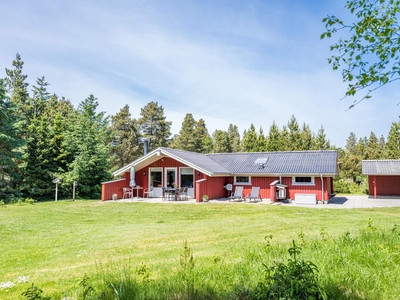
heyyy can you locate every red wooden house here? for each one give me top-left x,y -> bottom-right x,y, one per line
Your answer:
362,160 -> 400,198
102,147 -> 339,203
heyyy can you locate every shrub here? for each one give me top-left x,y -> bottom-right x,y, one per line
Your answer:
255,240 -> 326,299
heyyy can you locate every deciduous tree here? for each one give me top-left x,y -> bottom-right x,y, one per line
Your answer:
322,0 -> 400,106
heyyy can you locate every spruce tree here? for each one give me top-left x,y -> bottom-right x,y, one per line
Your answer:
4,53 -> 30,122
299,123 -> 314,150
227,124 -> 241,152
384,119 -> 400,159
174,113 -> 197,151
64,95 -> 112,198
212,130 -> 230,153
194,118 -> 213,153
287,115 -> 301,150
257,126 -> 268,152
0,79 -> 24,199
315,125 -> 330,150
242,124 -> 258,152
365,132 -> 381,160
266,121 -> 281,151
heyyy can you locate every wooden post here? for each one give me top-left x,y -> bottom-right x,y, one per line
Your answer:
373,176 -> 377,199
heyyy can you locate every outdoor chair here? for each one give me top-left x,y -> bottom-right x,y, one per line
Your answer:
177,187 -> 188,201
122,187 -> 133,199
229,186 -> 244,202
246,186 -> 261,202
162,187 -> 175,201
143,185 -> 154,198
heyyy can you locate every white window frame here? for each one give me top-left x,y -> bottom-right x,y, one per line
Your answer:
234,176 -> 251,185
292,176 -> 315,186
149,167 -> 163,188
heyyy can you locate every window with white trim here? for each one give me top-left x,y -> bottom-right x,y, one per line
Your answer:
292,176 -> 314,185
234,176 -> 251,185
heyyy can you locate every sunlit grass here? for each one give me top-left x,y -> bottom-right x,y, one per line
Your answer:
1,200 -> 399,299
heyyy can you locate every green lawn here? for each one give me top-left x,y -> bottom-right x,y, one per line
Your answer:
1,200 -> 400,299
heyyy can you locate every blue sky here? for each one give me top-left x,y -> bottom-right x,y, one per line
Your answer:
1,0 -> 399,148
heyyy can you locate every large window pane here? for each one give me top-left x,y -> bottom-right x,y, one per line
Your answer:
150,170 -> 162,187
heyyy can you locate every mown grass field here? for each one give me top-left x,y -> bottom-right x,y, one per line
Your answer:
1,200 -> 400,299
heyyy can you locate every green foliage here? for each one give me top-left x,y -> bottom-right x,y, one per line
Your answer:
212,129 -> 231,153
21,284 -> 50,300
242,123 -> 258,152
333,177 -> 368,194
25,198 -> 34,204
109,105 -> 141,170
255,240 -> 326,299
322,0 -> 400,106
63,94 -> 113,198
179,240 -> 197,298
138,101 -> 172,150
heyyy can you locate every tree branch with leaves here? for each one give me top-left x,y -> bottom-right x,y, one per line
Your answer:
322,0 -> 400,108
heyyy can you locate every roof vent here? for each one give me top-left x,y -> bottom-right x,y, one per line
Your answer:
254,157 -> 268,169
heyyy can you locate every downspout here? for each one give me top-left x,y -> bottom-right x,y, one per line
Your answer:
320,174 -> 324,204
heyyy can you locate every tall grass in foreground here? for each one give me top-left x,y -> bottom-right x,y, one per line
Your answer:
18,220 -> 400,299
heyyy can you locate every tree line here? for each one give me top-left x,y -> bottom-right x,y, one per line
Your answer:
1,54 -> 400,201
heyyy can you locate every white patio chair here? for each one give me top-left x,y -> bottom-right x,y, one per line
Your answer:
229,186 -> 244,202
143,185 -> 154,198
246,186 -> 261,202
122,187 -> 133,199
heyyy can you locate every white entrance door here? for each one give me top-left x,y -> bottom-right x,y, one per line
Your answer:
180,167 -> 194,198
165,168 -> 177,188
149,167 -> 163,197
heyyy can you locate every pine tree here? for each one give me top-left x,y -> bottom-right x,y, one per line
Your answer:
341,132 -> 361,182
315,125 -> 330,150
257,126 -> 268,152
173,113 -> 197,151
64,95 -> 112,198
242,124 -> 258,152
139,101 -> 171,150
109,105 -> 141,170
287,115 -> 301,150
212,130 -> 230,153
193,118 -> 213,153
299,123 -> 314,150
4,53 -> 30,122
266,121 -> 281,151
280,126 -> 290,151
384,120 -> 400,159
365,132 -> 381,160
227,124 -> 241,152
0,79 -> 24,199
30,76 -> 50,120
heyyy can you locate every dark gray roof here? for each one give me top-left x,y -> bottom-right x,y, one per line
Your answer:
115,147 -> 338,177
362,160 -> 400,175
207,150 -> 338,175
160,148 -> 230,174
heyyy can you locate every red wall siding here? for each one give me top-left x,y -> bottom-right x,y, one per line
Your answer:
368,175 -> 400,196
279,176 -> 330,201
101,176 -> 129,201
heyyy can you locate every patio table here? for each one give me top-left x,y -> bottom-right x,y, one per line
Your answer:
163,187 -> 178,201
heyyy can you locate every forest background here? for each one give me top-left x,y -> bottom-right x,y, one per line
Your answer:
1,54 -> 399,201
